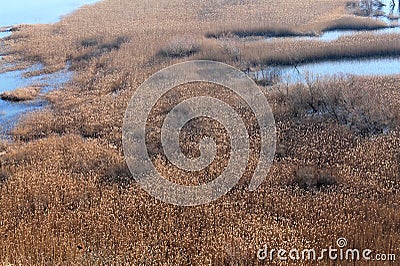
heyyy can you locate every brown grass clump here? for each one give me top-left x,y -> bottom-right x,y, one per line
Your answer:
206,15 -> 386,39
156,36 -> 201,58
10,109 -> 64,142
205,25 -> 310,39
269,75 -> 400,135
319,15 -> 387,31
0,86 -> 41,102
292,166 -> 338,190
0,0 -> 399,264
199,31 -> 400,67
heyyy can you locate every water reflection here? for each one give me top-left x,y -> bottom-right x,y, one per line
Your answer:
256,57 -> 400,84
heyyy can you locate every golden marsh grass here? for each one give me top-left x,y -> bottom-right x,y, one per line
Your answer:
0,0 -> 399,264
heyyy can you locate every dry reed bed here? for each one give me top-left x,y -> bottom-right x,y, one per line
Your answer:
198,31 -> 400,67
205,15 -> 387,39
0,0 -> 399,264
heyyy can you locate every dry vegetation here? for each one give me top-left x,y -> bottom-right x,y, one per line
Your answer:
197,31 -> 400,68
0,0 -> 399,264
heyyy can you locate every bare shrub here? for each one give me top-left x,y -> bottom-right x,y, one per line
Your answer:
80,37 -> 100,48
352,0 -> 387,17
292,166 -> 338,189
282,75 -> 398,136
218,38 -> 241,63
254,66 -> 283,86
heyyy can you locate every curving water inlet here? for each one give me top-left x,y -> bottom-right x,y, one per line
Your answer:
0,0 -> 101,129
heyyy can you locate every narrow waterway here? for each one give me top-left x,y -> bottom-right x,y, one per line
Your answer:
257,57 -> 400,84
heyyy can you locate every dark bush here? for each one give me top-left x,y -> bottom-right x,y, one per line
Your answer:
0,168 -> 8,184
101,163 -> 133,188
292,166 -> 338,190
80,38 -> 99,48
157,37 -> 200,58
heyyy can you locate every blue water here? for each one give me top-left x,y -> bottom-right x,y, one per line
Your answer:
0,64 -> 72,118
257,57 -> 400,84
0,0 -> 101,130
267,27 -> 398,42
0,31 -> 11,39
300,26 -> 400,42
265,26 -> 400,42
0,0 -> 100,26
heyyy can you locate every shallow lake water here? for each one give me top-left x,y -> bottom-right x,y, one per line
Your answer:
0,0 -> 101,129
0,31 -> 11,39
0,0 -> 100,26
257,57 -> 400,84
0,64 -> 72,118
293,26 -> 400,42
